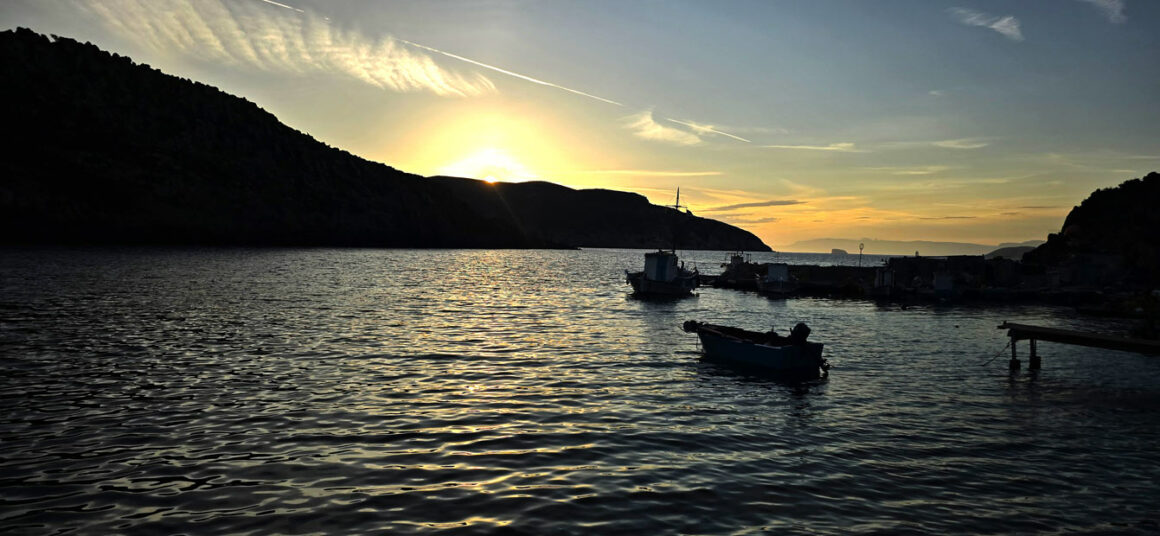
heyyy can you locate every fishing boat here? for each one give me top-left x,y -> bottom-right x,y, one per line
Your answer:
682,320 -> 828,377
625,189 -> 699,297
755,262 -> 797,297
626,250 -> 699,296
714,251 -> 761,290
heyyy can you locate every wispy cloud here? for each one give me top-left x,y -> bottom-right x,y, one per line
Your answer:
879,138 -> 991,151
247,0 -> 622,105
623,111 -> 702,146
933,138 -> 989,149
77,0 -> 494,97
702,200 -> 804,212
664,118 -> 751,143
864,165 -> 952,176
948,8 -> 1024,41
719,216 -> 781,225
918,216 -> 977,220
576,169 -> 722,177
762,142 -> 868,153
1077,0 -> 1126,23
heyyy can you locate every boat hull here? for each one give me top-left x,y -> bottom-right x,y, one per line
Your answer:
696,331 -> 825,377
755,280 -> 798,297
626,271 -> 698,297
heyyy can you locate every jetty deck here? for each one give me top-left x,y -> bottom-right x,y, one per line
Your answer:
998,321 -> 1160,370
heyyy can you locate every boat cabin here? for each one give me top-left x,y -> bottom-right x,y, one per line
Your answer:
644,250 -> 682,282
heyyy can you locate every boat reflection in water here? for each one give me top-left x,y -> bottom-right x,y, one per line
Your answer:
683,320 -> 829,379
625,249 -> 699,297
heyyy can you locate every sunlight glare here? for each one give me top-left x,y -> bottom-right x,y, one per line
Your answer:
438,147 -> 537,183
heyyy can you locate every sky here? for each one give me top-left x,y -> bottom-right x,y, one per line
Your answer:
3,0 -> 1158,250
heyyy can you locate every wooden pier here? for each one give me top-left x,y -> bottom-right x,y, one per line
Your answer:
998,321 -> 1160,370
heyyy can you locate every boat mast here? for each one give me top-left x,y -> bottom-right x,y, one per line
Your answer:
669,188 -> 686,253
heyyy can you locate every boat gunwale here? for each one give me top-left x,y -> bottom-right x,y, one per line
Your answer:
695,324 -> 805,349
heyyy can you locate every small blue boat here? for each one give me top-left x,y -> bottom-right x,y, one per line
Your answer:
682,320 -> 828,378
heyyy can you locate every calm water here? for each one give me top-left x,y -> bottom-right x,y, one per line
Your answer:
2,248 -> 1159,535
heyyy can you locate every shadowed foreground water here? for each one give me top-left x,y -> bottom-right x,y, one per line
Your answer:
2,248 -> 1159,534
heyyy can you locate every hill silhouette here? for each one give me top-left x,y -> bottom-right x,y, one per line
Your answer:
984,245 -> 1035,260
1023,172 -> 1160,286
0,28 -> 768,251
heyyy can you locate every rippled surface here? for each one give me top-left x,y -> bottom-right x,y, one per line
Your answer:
2,248 -> 1159,534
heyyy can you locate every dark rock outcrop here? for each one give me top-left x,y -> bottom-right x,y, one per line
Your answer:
1023,172 -> 1160,286
0,28 -> 768,251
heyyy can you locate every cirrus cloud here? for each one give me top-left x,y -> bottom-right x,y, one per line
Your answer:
948,8 -> 1024,41
623,110 -> 702,146
76,0 -> 495,97
762,142 -> 868,153
1077,0 -> 1126,23
933,138 -> 990,149
702,200 -> 804,212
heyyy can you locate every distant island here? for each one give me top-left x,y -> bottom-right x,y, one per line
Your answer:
0,28 -> 768,251
785,238 -> 1045,257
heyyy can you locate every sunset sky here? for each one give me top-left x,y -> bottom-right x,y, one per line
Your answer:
4,0 -> 1158,249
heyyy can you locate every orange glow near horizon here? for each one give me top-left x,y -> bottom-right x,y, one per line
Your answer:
382,107 -> 1079,249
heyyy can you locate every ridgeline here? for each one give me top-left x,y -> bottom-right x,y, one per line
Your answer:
0,28 -> 768,251
1023,171 -> 1160,286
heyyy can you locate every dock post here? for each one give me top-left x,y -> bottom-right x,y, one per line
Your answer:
1009,338 -> 1021,371
1029,339 -> 1040,370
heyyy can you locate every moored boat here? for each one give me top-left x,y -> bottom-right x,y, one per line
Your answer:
755,262 -> 797,297
682,320 -> 828,377
626,250 -> 699,297
714,251 -> 762,290
625,188 -> 699,297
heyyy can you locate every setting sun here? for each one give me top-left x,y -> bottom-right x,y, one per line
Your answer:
437,147 -> 535,183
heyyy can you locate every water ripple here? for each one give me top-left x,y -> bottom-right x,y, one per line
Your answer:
2,248 -> 1159,534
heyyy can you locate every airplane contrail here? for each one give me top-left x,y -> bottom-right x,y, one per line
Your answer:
396,39 -> 623,107
665,118 -> 751,143
251,0 -> 768,144
249,0 -> 621,107
256,0 -> 303,13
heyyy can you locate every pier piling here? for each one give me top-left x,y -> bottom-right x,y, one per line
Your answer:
999,322 -> 1160,371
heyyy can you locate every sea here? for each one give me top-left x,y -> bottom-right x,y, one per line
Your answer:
2,247 -> 1158,535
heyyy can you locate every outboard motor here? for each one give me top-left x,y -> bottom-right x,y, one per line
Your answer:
789,322 -> 811,345
682,320 -> 702,333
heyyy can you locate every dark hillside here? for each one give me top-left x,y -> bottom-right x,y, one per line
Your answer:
426,177 -> 767,250
1023,172 -> 1160,286
0,28 -> 768,250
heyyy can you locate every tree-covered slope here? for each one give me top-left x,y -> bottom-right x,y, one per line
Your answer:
1023,172 -> 1160,285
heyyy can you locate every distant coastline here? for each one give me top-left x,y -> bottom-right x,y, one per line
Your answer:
779,239 -> 1045,257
